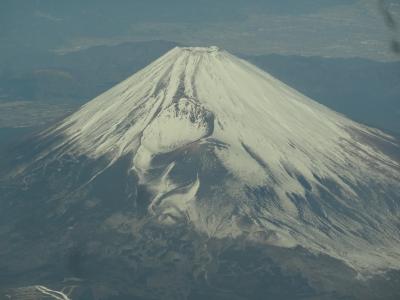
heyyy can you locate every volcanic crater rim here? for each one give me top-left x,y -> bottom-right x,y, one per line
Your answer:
180,46 -> 221,53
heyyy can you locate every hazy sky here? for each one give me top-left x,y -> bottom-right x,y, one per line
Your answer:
1,0 -> 399,60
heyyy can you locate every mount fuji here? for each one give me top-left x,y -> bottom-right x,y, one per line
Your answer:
1,46 -> 400,300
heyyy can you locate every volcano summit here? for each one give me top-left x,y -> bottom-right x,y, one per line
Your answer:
1,46 -> 400,299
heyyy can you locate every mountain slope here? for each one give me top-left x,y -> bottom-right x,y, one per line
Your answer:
5,46 -> 398,274
1,48 -> 400,300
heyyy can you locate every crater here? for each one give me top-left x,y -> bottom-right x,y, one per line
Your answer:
180,46 -> 220,54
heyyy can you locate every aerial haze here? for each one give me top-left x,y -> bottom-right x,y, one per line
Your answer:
0,1 -> 399,300
1,0 -> 400,60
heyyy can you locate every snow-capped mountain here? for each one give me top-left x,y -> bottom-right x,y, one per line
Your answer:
1,46 -> 400,299
8,46 -> 400,271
